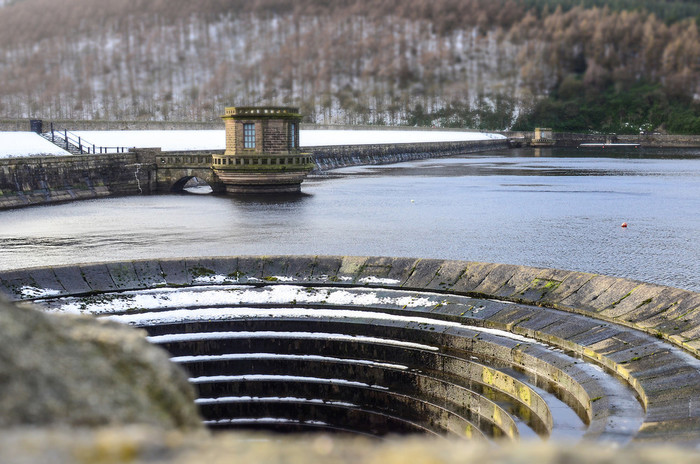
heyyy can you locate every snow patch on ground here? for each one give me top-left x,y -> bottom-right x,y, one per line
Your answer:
38,284 -> 543,346
146,329 -> 441,352
0,132 -> 71,157
74,129 -> 504,150
300,129 -> 506,146
72,130 -> 225,151
109,304 -> 544,346
358,276 -> 401,285
45,285 -> 440,315
192,374 -> 383,391
192,275 -> 233,284
170,353 -> 408,371
20,286 -> 62,298
194,395 -> 357,408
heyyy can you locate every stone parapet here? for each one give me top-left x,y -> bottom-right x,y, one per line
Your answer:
0,152 -> 156,210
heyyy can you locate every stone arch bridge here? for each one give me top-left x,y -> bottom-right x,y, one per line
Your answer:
153,150 -> 224,193
0,149 -> 227,210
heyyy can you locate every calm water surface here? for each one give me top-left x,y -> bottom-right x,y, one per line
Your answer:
1,148 -> 698,291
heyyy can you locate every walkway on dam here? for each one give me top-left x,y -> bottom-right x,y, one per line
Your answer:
0,129 -> 505,158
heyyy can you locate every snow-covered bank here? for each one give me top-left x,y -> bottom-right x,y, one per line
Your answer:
300,129 -> 505,146
74,129 -> 504,151
0,132 -> 71,157
2,129 -> 505,158
72,130 -> 225,151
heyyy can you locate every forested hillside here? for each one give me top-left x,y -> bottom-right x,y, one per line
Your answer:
1,0 -> 699,133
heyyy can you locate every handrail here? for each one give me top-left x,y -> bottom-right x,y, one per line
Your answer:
48,123 -> 130,154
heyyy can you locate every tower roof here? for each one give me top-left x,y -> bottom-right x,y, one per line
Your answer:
222,107 -> 301,119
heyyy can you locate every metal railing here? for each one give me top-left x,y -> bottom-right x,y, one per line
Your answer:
47,122 -> 129,154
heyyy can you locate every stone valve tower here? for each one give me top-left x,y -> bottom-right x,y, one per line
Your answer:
212,106 -> 315,193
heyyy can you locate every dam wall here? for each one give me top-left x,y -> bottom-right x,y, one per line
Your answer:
309,139 -> 508,172
0,151 -> 158,210
0,139 -> 507,210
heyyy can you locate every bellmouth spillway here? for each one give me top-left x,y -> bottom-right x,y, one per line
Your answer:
3,256 -> 700,445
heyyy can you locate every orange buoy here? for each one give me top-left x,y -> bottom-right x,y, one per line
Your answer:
621,222 -> 628,228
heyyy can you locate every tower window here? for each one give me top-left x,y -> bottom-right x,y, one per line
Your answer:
290,122 -> 297,149
243,123 -> 256,149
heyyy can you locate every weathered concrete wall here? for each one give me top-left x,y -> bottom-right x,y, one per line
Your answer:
0,151 -> 157,210
309,139 -> 508,172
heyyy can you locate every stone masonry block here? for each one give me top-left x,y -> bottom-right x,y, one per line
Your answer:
309,256 -> 344,283
473,264 -> 527,297
28,267 -> 68,295
105,261 -> 143,290
284,256 -> 316,281
558,275 -> 622,313
402,258 -> 444,289
76,264 -> 119,293
450,262 -> 499,295
259,255 -> 288,279
132,260 -> 168,287
337,256 -> 369,283
51,265 -> 93,295
157,259 -> 190,285
234,256 -> 265,282
424,260 -> 469,292
621,287 -> 690,326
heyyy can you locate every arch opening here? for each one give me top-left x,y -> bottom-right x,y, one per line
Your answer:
171,176 -> 213,194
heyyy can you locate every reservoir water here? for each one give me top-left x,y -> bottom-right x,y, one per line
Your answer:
1,148 -> 698,292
